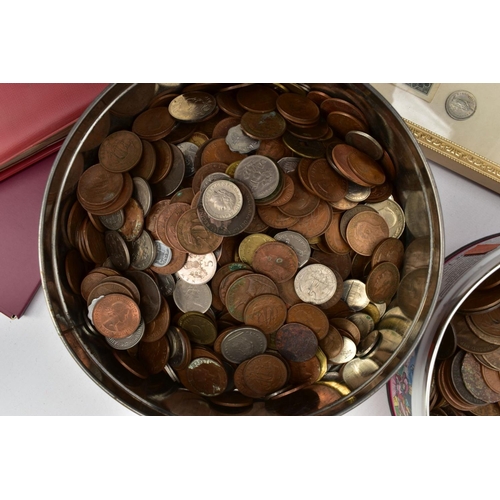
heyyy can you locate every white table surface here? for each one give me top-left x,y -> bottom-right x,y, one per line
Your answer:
1,159 -> 500,416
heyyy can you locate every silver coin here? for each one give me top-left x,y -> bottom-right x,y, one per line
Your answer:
445,90 -> 477,121
156,273 -> 176,297
220,327 -> 268,364
202,179 -> 243,221
152,240 -> 172,267
168,91 -> 217,122
105,319 -> 145,350
200,172 -> 231,192
225,124 -> 261,154
176,252 -> 217,285
104,230 -> 130,271
177,141 -> 199,178
99,209 -> 125,231
130,230 -> 157,270
345,181 -> 371,202
345,130 -> 384,160
342,357 -> 379,390
348,312 -> 375,340
234,155 -> 280,200
342,279 -> 370,311
363,328 -> 402,364
357,330 -> 381,357
164,363 -> 180,383
87,295 -> 105,325
274,230 -> 311,268
329,336 -> 357,365
277,156 -> 300,173
294,264 -> 337,305
132,177 -> 153,216
172,279 -> 212,313
366,199 -> 405,239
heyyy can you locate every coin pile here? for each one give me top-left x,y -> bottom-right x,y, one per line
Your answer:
64,83 -> 410,410
430,268 -> 500,415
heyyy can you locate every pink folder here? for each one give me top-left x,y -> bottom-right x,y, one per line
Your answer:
0,154 -> 55,318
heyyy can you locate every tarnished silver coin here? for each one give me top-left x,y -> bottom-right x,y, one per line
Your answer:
342,279 -> 370,311
277,156 -> 300,173
345,181 -> 371,202
105,319 -> 145,350
177,141 -> 199,178
348,312 -> 375,340
234,155 -> 280,200
104,230 -> 130,271
366,199 -> 405,239
220,326 -> 268,364
173,279 -> 212,313
99,209 -> 125,230
156,273 -> 176,297
200,172 -> 231,192
445,90 -> 477,121
176,252 -> 217,284
342,357 -> 379,389
132,177 -> 153,216
164,363 -> 180,383
329,336 -> 357,365
87,295 -> 105,325
294,264 -> 337,305
274,230 -> 311,268
152,240 -> 173,267
168,91 -> 217,122
130,230 -> 156,270
226,124 -> 261,154
345,130 -> 384,160
202,179 -> 243,221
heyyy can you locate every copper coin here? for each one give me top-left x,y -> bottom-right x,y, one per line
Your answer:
219,269 -> 254,306
320,98 -> 369,126
256,205 -> 299,229
80,271 -> 107,302
212,116 -> 241,138
137,336 -> 170,375
481,364 -> 500,394
210,391 -> 254,409
288,200 -> 332,240
345,130 -> 384,161
88,172 -> 134,218
286,303 -> 329,340
256,137 -> 292,161
142,296 -> 170,343
276,278 -> 302,309
216,89 -> 246,117
276,323 -> 319,362
460,285 -> 500,314
307,158 -> 348,203
132,107 -> 176,141
276,93 -> 320,125
371,237 -> 405,269
240,111 -> 286,140
331,144 -> 373,187
286,118 -> 330,141
81,218 -> 107,264
166,325 -> 192,371
267,174 -> 295,207
346,211 -> 389,256
241,354 -> 288,398
210,262 -> 252,310
470,308 -> 500,337
451,314 -> 498,354
92,293 -> 141,339
176,208 -> 223,254
66,200 -> 87,248
117,198 -> 144,243
98,130 -> 143,173
365,261 -> 400,304
461,352 -> 500,403
288,357 -> 322,385
243,294 -> 287,334
191,162 -> 228,193
237,84 -> 278,113
312,249 -> 351,280
148,91 -> 179,109
87,279 -> 136,306
112,350 -> 148,379
200,137 -> 246,166
323,212 -> 351,256
319,325 -> 344,360
77,164 -> 124,211
330,318 -> 361,346
125,270 -> 162,324
283,131 -> 325,159
252,241 -> 299,284
149,140 -> 173,184
100,276 -> 141,304
156,202 -> 190,249
327,111 -> 369,138
347,148 -> 386,187
185,357 -> 228,397
278,171 -> 320,218
225,273 -> 279,322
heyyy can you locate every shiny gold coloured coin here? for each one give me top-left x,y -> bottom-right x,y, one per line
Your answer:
238,234 -> 275,265
168,91 -> 217,122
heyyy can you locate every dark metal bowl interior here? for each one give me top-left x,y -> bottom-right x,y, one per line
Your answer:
40,83 -> 443,415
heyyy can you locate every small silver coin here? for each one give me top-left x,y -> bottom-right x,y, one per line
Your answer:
277,156 -> 300,173
176,252 -> 217,285
220,326 -> 268,364
445,90 -> 477,121
152,240 -> 173,267
342,279 -> 370,312
345,181 -> 371,202
87,295 -> 105,325
177,141 -> 199,178
105,319 -> 145,350
329,336 -> 357,365
132,177 -> 153,216
130,230 -> 157,270
234,155 -> 280,200
173,279 -> 212,313
99,209 -> 125,230
200,172 -> 231,192
225,124 -> 261,154
202,179 -> 243,221
294,264 -> 337,305
366,199 -> 405,239
274,230 -> 311,268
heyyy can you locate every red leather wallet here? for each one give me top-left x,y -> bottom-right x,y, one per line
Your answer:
0,83 -> 108,182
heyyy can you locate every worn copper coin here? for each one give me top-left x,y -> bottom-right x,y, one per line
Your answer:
98,130 -> 143,173
176,208 -> 223,254
240,354 -> 288,398
92,293 -> 141,339
276,93 -> 320,125
251,241 -> 299,284
137,336 -> 170,375
346,211 -> 389,256
240,111 -> 286,140
307,158 -> 348,203
278,171 -> 320,218
365,262 -> 400,304
287,200 -> 332,240
149,140 -> 173,184
237,84 -> 278,113
118,198 -> 144,243
286,303 -> 329,340
77,164 -> 124,211
132,107 -> 176,141
276,323 -> 319,362
461,352 -> 500,403
243,294 -> 287,334
185,357 -> 228,397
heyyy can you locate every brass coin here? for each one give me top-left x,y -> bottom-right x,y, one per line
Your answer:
176,208 -> 223,255
240,111 -> 286,140
168,91 -> 217,122
346,211 -> 389,256
238,233 -> 275,265
286,303 -> 329,340
178,311 -> 217,345
365,262 -> 400,304
98,130 -> 143,173
252,241 -> 299,284
243,294 -> 287,334
92,293 -> 141,339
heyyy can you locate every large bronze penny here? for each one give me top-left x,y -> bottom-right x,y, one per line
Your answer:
98,130 -> 143,173
252,241 -> 299,284
278,170 -> 320,218
276,323 -> 319,362
77,164 -> 124,211
176,208 -> 223,254
137,336 -> 170,374
276,93 -> 320,125
286,303 -> 329,340
287,200 -> 332,240
365,262 -> 400,304
237,84 -> 278,113
243,294 -> 287,334
461,352 -> 500,403
347,148 -> 386,187
241,354 -> 288,398
240,111 -> 286,140
92,293 -> 141,339
307,158 -> 348,203
185,357 -> 228,397
132,107 -> 176,141
346,211 -> 389,256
